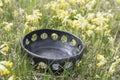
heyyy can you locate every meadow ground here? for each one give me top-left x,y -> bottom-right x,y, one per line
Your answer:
0,0 -> 120,80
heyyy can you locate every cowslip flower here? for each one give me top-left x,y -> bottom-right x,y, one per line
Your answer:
76,0 -> 87,6
96,54 -> 107,67
3,0 -> 11,4
23,22 -> 30,34
108,62 -> 117,75
26,15 -> 38,23
110,48 -> 115,54
96,61 -> 106,67
56,10 -> 70,19
0,61 -> 13,68
86,30 -> 94,37
95,74 -> 100,79
109,57 -> 120,75
44,1 -> 58,11
8,75 -> 14,80
108,37 -> 114,45
3,69 -> 9,75
76,61 -> 82,67
2,21 -> 13,31
97,54 -> 105,61
86,0 -> 96,10
0,64 -> 9,75
58,0 -> 69,9
0,1 -> 3,7
115,0 -> 120,5
87,13 -> 95,21
25,9 -> 42,23
0,43 -> 9,55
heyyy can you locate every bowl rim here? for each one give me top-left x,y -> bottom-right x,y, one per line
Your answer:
21,28 -> 84,62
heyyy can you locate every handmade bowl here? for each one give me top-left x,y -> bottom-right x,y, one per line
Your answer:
21,29 -> 84,71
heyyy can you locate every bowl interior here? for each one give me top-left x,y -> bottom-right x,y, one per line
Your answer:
22,29 -> 83,61
27,39 -> 79,59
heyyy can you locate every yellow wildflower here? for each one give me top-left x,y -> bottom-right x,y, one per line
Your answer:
95,27 -> 102,32
108,62 -> 117,75
108,37 -> 114,45
86,0 -> 96,10
110,48 -> 115,54
8,75 -> 14,80
97,61 -> 106,67
4,0 -> 11,4
109,57 -> 120,75
81,35 -> 86,40
23,22 -> 30,34
72,20 -> 80,29
0,43 -> 9,55
97,54 -> 105,61
76,61 -> 82,67
95,74 -> 100,79
115,0 -> 120,5
87,24 -> 96,30
26,9 -> 42,23
13,10 -> 18,17
58,0 -> 69,9
96,54 -> 107,67
105,30 -> 111,36
68,0 -> 76,4
76,0 -> 87,6
3,69 -> 9,75
0,64 -> 9,75
56,10 -> 70,19
0,61 -> 13,68
33,9 -> 42,17
87,13 -> 95,21
26,15 -> 37,23
44,1 -> 58,11
0,1 -> 3,6
86,30 -> 94,37
3,22 -> 13,31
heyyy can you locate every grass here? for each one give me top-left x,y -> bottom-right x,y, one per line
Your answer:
0,0 -> 120,80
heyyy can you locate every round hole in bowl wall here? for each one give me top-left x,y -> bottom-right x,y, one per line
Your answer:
52,64 -> 59,71
77,44 -> 81,50
31,34 -> 37,41
25,39 -> 30,45
37,62 -> 47,69
41,33 -> 48,39
51,33 -> 58,40
70,39 -> 76,46
61,35 -> 67,43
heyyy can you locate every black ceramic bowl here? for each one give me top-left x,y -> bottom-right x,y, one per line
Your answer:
21,29 -> 84,71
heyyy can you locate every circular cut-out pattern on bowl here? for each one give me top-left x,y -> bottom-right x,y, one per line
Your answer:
77,44 -> 82,50
51,33 -> 58,40
41,33 -> 48,39
31,34 -> 37,41
52,64 -> 60,71
61,35 -> 67,43
25,39 -> 30,45
70,39 -> 76,46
